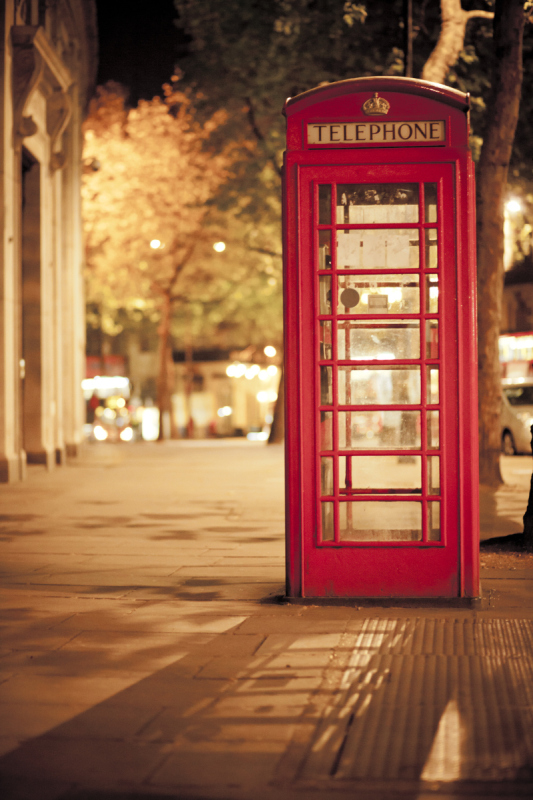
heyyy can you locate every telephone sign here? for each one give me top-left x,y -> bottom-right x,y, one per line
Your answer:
282,77 -> 479,599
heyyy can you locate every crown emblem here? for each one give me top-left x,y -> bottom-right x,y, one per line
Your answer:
362,92 -> 390,116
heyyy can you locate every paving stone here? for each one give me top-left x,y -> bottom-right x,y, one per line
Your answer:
0,702 -> 88,740
0,738 -> 166,784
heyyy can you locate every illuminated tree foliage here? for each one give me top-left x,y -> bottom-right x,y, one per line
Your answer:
83,82 -> 283,437
83,83 -> 233,437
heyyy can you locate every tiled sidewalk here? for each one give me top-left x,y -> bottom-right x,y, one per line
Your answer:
0,442 -> 532,800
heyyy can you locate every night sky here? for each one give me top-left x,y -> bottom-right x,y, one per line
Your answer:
95,1 -> 187,104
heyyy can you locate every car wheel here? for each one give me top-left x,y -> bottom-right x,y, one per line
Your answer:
502,430 -> 516,456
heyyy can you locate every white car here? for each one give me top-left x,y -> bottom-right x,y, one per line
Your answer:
501,381 -> 533,455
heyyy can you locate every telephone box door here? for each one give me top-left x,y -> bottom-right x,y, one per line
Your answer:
299,163 -> 459,598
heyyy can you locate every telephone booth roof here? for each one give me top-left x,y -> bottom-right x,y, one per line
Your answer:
284,76 -> 470,116
283,77 -> 470,153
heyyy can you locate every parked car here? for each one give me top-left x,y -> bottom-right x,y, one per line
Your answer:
501,380 -> 533,455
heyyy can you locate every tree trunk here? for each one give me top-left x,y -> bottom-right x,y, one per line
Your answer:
476,0 -> 525,486
156,292 -> 178,441
421,0 -> 494,85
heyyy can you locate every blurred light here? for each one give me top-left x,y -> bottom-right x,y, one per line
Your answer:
213,241 -> 226,253
93,425 -> 108,441
102,408 -> 116,420
217,406 -> 232,417
228,362 -> 246,378
150,239 -> 162,249
82,376 -> 130,393
120,427 -> 133,442
245,364 -> 260,380
265,413 -> 274,424
257,390 -> 278,403
142,407 -> 159,441
247,431 -> 269,441
264,346 -> 277,357
258,369 -> 269,382
116,398 -> 126,408
267,365 -> 278,377
506,199 -> 522,214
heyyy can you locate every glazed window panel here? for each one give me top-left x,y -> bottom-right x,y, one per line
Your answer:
339,455 -> 422,493
424,183 -> 438,223
336,229 -> 419,270
337,320 -> 420,361
428,455 -> 441,495
339,501 -> 422,541
425,274 -> 439,313
320,320 -> 333,360
425,229 -> 438,269
320,411 -> 333,450
426,319 -> 439,359
320,366 -> 333,405
427,367 -> 440,405
319,275 -> 332,315
428,501 -> 441,541
319,185 -> 331,225
336,183 -> 419,224
337,274 -> 420,314
321,502 -> 335,541
321,457 -> 334,496
427,410 -> 440,449
338,366 -> 421,406
318,230 -> 332,270
338,410 -> 421,450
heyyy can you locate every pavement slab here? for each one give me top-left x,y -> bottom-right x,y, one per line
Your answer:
0,443 -> 532,800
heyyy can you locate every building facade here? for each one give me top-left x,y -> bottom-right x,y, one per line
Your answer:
0,0 -> 97,481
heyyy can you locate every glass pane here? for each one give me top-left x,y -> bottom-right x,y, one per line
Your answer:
425,229 -> 438,269
336,184 -> 419,224
321,457 -> 334,496
428,455 -> 440,494
426,319 -> 439,359
339,501 -> 422,541
320,366 -> 333,405
427,410 -> 440,449
339,455 -> 422,493
318,230 -> 332,269
319,275 -> 332,314
319,185 -> 331,225
425,183 -> 438,223
338,410 -> 421,450
321,502 -> 334,541
427,367 -> 439,404
425,274 -> 439,313
320,411 -> 333,450
338,366 -> 421,405
320,320 -> 333,360
337,229 -> 419,270
337,320 -> 420,361
428,501 -> 441,541
337,274 -> 420,314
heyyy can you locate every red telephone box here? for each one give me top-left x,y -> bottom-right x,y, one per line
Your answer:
282,77 -> 479,599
